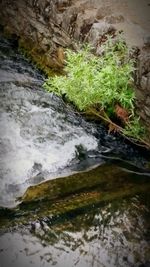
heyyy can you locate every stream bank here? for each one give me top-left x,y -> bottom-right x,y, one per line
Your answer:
0,0 -> 150,137
0,33 -> 150,209
0,32 -> 150,267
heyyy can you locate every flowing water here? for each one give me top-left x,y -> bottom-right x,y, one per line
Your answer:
0,35 -> 100,208
0,35 -> 150,267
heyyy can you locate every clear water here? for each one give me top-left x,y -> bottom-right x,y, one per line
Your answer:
0,195 -> 149,267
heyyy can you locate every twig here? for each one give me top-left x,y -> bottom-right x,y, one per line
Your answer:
88,108 -> 150,149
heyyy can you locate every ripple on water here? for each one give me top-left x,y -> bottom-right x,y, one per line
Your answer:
0,195 -> 149,267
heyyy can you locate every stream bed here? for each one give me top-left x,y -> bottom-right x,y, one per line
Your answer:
0,34 -> 150,267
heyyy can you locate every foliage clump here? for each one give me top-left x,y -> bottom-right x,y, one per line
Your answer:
43,36 -> 148,146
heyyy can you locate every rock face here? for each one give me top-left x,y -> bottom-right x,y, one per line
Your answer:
136,45 -> 150,138
0,0 -> 150,136
0,0 -> 74,74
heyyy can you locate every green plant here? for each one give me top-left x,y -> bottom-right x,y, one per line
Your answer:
43,36 -> 148,147
123,116 -> 145,139
44,39 -> 134,110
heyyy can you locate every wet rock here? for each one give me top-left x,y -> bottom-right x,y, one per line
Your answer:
72,10 -> 95,41
135,89 -> 145,101
135,46 -> 150,138
0,0 -> 73,73
147,73 -> 150,90
138,48 -> 150,77
87,21 -> 115,47
140,76 -> 148,91
146,96 -> 150,106
105,14 -> 125,24
144,36 -> 150,47
144,107 -> 150,117
96,6 -> 112,20
61,6 -> 79,35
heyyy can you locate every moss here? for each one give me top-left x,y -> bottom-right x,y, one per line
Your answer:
0,27 -> 55,76
21,163 -> 127,202
0,182 -> 150,230
0,163 -> 150,229
18,38 -> 64,77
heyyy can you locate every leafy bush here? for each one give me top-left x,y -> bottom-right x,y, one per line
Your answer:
43,36 -> 148,146
44,39 -> 135,112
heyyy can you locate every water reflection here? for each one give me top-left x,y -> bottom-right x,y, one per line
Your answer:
0,194 -> 149,267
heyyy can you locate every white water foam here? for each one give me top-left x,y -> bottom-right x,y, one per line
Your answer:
0,90 -> 98,207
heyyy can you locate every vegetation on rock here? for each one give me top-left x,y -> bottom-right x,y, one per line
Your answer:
43,36 -> 149,148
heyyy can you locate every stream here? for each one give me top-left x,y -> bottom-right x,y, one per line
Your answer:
0,34 -> 150,267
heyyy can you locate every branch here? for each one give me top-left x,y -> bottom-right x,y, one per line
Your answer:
88,108 -> 150,149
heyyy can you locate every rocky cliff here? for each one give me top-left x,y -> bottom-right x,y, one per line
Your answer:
0,0 -> 150,137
